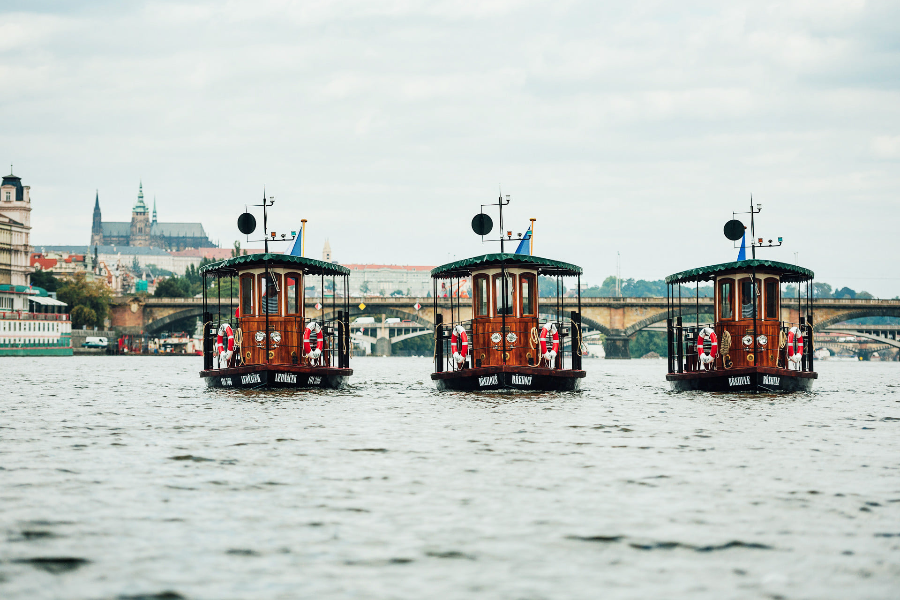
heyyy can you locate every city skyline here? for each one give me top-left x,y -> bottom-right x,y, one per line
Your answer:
3,1 -> 899,296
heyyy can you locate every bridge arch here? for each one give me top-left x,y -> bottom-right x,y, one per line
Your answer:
145,307 -> 205,334
328,305 -> 434,330
814,308 -> 900,331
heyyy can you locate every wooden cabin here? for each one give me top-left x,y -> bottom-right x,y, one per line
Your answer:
431,254 -> 586,391
199,254 -> 352,388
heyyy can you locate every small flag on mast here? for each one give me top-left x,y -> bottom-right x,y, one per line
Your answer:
737,232 -> 747,261
515,224 -> 532,255
286,225 -> 303,256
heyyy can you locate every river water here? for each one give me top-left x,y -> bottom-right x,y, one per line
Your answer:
1,357 -> 898,599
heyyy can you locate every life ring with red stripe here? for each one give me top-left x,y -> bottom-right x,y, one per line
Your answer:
697,327 -> 718,366
216,323 -> 234,367
540,323 -> 559,366
450,325 -> 468,368
787,326 -> 803,365
304,321 -> 323,360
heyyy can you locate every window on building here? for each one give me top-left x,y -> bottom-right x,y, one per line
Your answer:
719,279 -> 734,320
494,273 -> 515,316
240,275 -> 254,316
520,274 -> 535,316
4,192 -> 9,201
765,278 -> 779,319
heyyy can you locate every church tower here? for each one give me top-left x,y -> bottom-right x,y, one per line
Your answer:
152,196 -> 157,225
322,239 -> 332,262
130,181 -> 151,246
90,190 -> 103,246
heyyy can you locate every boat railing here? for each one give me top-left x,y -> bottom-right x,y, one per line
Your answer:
0,312 -> 70,321
435,314 -> 584,373
205,313 -> 349,370
669,319 -> 815,374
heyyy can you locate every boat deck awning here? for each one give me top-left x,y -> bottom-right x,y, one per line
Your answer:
665,259 -> 814,285
28,295 -> 68,307
432,253 -> 582,278
200,253 -> 350,276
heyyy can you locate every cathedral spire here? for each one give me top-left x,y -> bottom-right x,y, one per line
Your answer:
94,189 -> 99,210
152,196 -> 157,224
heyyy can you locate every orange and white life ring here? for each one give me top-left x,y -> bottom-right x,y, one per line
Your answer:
787,326 -> 803,365
450,325 -> 468,368
697,327 -> 718,366
304,321 -> 323,360
216,323 -> 234,367
540,323 -> 559,365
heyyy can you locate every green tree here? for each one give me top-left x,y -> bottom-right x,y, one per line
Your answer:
154,277 -> 192,298
539,276 -> 566,297
57,272 -> 112,328
30,270 -> 60,292
360,281 -> 370,295
232,241 -> 242,258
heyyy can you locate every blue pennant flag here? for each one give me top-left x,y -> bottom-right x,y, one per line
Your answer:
737,232 -> 746,261
514,224 -> 532,255
286,225 -> 303,256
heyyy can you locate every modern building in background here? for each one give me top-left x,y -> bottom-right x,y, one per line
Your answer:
90,182 -> 216,250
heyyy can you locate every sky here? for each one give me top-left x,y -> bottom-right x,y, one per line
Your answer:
3,0 -> 899,296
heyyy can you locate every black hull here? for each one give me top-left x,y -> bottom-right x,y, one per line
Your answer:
432,366 -> 585,392
667,367 -> 815,393
201,365 -> 352,390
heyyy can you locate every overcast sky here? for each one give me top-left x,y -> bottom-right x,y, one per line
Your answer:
4,0 -> 899,295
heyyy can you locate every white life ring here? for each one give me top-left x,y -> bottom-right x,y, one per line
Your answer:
450,325 -> 468,368
216,323 -> 234,368
304,321 -> 323,360
697,327 -> 718,367
540,323 -> 559,366
787,326 -> 804,366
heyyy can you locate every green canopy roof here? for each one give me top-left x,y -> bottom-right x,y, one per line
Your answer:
665,259 -> 814,284
431,253 -> 582,278
199,253 -> 350,276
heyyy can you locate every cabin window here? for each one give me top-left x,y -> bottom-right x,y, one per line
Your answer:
739,278 -> 761,319
285,273 -> 301,315
765,278 -> 779,319
259,273 -> 281,315
719,279 -> 734,320
474,275 -> 489,316
240,275 -> 254,316
520,274 -> 536,316
494,273 -> 515,316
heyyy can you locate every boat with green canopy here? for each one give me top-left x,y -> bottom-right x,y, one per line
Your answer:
664,200 -> 817,393
430,195 -> 586,392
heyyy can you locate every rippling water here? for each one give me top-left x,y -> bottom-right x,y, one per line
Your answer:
2,357 -> 899,599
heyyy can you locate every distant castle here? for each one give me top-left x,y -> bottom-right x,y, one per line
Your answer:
90,182 -> 215,251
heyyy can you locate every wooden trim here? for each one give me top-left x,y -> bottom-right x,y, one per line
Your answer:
764,277 -> 779,320
492,273 -> 517,317
240,274 -> 255,317
257,272 -> 283,316
474,274 -> 490,317
284,272 -> 303,316
718,277 -> 735,321
738,276 -> 762,319
519,273 -> 536,316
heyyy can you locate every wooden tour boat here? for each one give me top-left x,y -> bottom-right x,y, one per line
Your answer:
431,195 -> 586,392
199,196 -> 352,389
665,201 -> 817,393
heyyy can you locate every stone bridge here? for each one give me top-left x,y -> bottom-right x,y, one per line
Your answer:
109,296 -> 900,358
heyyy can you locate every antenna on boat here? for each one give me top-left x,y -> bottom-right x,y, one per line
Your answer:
236,188 -> 297,253
724,195 -> 782,257
473,191 -> 511,253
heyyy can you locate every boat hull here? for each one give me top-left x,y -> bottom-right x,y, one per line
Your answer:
201,365 -> 352,390
432,365 -> 585,392
666,366 -> 816,393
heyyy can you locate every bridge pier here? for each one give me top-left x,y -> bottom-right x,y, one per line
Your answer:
603,334 -> 631,359
374,337 -> 392,356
